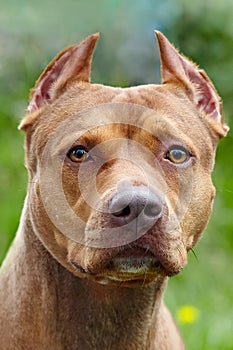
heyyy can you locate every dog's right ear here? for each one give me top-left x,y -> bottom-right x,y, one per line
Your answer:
19,33 -> 99,131
155,31 -> 228,137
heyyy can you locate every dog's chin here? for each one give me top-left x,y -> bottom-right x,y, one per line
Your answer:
88,247 -> 167,287
94,266 -> 165,288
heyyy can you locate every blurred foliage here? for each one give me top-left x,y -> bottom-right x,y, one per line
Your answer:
0,0 -> 232,349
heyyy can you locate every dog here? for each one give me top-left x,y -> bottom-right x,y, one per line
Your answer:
0,31 -> 228,350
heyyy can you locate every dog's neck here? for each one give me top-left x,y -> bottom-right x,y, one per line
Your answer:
6,202 -> 170,349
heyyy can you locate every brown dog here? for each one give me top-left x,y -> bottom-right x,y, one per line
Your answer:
0,32 -> 228,349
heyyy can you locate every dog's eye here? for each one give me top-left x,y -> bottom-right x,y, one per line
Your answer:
166,147 -> 190,164
68,147 -> 90,163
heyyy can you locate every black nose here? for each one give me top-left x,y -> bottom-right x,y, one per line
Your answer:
108,185 -> 163,226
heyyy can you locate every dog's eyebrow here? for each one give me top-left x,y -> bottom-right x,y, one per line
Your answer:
141,116 -> 192,145
51,129 -> 108,158
51,132 -> 85,154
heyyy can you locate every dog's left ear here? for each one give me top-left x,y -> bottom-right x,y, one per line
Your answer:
19,33 -> 99,131
155,31 -> 228,137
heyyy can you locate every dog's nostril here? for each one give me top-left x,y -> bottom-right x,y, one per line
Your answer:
144,203 -> 162,218
112,205 -> 131,218
109,186 -> 163,226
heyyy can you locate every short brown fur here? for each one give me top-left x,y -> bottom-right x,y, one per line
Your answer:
0,32 -> 228,349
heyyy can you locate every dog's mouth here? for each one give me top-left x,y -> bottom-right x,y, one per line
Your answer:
70,234 -> 187,287
107,247 -> 161,271
91,246 -> 166,286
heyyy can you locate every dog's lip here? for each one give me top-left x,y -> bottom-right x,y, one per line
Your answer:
107,247 -> 161,270
70,246 -> 163,281
70,239 -> 185,280
112,246 -> 155,259
90,246 -> 167,285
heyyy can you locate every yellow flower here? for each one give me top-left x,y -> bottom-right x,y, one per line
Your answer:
176,305 -> 200,324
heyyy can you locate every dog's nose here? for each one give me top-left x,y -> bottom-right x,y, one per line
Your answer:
109,186 -> 163,226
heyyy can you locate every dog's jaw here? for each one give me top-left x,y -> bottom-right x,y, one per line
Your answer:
68,220 -> 187,287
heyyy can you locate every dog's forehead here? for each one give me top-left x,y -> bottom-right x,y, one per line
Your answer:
31,82 -> 215,160
47,82 -> 203,128
57,83 -> 210,130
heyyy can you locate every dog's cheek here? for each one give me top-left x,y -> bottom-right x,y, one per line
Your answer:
182,177 -> 216,250
28,181 -> 74,268
61,166 -> 93,223
62,167 -> 79,206
29,180 -> 95,278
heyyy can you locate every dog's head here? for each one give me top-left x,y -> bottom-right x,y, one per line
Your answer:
19,32 -> 228,287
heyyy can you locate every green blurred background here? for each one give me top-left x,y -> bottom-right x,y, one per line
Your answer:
0,0 -> 232,348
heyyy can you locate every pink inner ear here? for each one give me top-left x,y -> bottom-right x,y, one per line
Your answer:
28,76 -> 54,113
188,69 -> 222,123
197,92 -> 219,120
27,51 -> 73,113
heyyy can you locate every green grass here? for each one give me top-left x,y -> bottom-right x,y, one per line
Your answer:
0,114 -> 27,259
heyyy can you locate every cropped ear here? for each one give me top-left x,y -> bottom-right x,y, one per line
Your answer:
155,31 -> 228,135
26,33 -> 99,115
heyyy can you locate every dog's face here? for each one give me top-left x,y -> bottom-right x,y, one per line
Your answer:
20,32 -> 228,287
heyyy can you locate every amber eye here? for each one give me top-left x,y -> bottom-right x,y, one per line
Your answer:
68,147 -> 90,163
166,147 -> 190,164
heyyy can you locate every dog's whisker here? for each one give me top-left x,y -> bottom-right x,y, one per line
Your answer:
190,248 -> 199,263
142,271 -> 148,288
